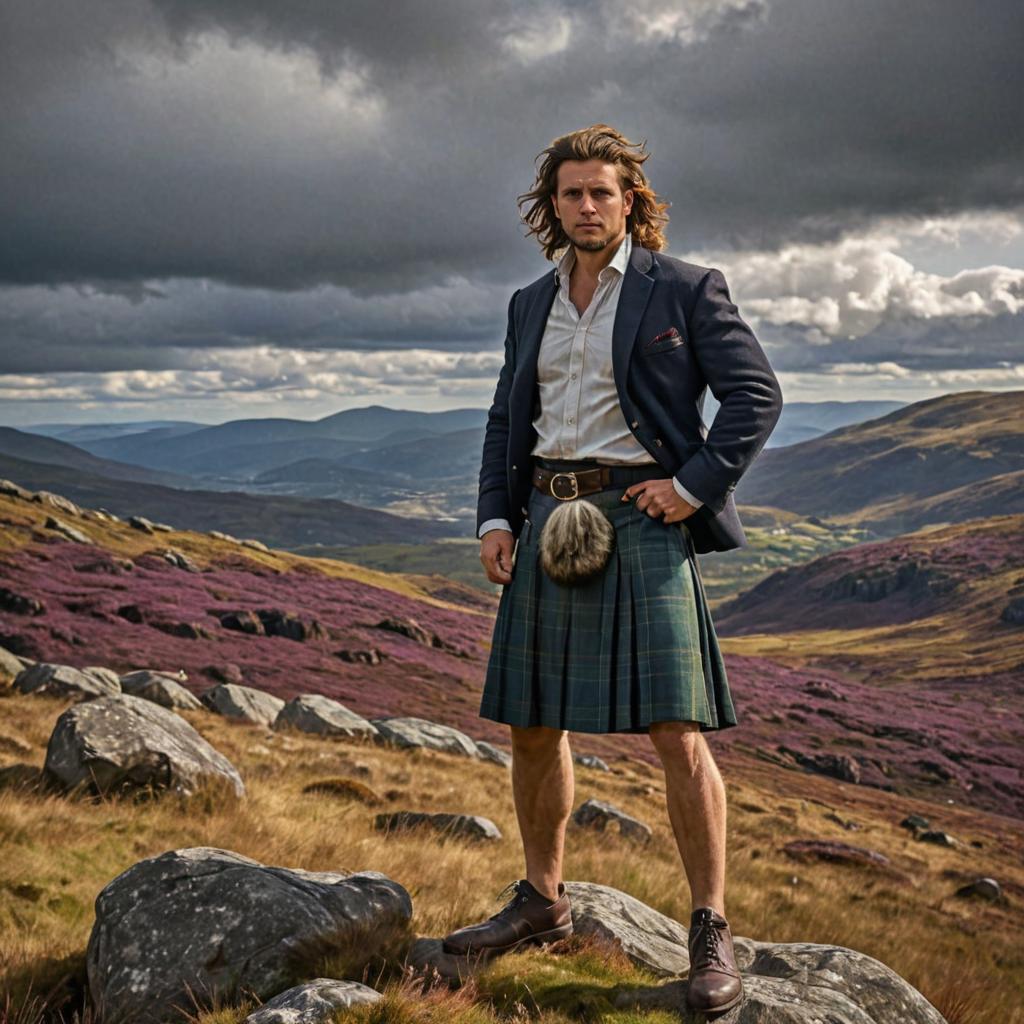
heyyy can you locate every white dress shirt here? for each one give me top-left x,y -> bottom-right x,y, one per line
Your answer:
479,232 -> 703,538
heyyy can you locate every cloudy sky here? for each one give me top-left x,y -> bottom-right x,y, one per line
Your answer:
1,0 -> 1022,427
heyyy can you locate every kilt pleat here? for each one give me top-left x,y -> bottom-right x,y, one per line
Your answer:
479,475 -> 738,734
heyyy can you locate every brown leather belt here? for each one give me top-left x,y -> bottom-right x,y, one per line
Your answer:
532,462 -> 668,501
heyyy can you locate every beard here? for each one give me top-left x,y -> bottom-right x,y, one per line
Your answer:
567,225 -> 613,251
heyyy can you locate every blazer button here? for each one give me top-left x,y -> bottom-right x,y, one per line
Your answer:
654,438 -> 663,447
630,420 -> 639,429
512,464 -> 517,470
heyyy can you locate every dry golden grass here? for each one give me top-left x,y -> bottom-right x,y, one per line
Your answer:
0,687 -> 1020,1023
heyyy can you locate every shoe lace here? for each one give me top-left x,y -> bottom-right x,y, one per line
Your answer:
692,914 -> 725,968
488,880 -> 529,920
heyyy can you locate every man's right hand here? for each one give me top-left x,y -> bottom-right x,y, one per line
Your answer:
480,529 -> 515,585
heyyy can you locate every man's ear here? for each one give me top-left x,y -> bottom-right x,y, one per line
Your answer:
623,188 -> 635,216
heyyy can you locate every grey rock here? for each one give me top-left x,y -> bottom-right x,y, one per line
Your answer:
275,694 -> 379,738
120,670 -> 203,710
370,716 -> 480,758
0,478 -> 33,500
161,548 -> 202,572
573,797 -> 652,843
151,521 -> 174,532
900,814 -> 930,831
33,490 -> 82,516
614,940 -> 948,1022
202,682 -> 285,727
374,811 -> 501,842
14,662 -> 121,701
1000,596 -> 1024,625
244,978 -> 382,1023
44,515 -> 94,544
0,586 -> 45,615
917,830 -> 958,847
210,529 -> 240,542
573,753 -> 610,771
0,644 -> 29,681
954,877 -> 1001,901
44,693 -> 245,799
128,515 -> 156,533
475,740 -> 512,767
241,538 -> 270,551
85,847 -> 411,1024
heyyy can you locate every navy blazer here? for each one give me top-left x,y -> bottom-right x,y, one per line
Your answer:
477,242 -> 783,553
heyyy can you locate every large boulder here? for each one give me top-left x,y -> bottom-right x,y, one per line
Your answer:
86,847 -> 412,1024
0,644 -> 27,683
201,682 -> 285,727
14,662 -> 121,701
44,693 -> 244,799
374,811 -> 502,843
572,798 -> 652,844
275,694 -> 379,738
370,716 -> 480,758
120,670 -> 203,710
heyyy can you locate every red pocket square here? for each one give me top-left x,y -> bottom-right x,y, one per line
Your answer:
645,326 -> 682,347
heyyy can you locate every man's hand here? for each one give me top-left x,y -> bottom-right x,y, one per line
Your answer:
621,479 -> 699,524
480,528 -> 515,584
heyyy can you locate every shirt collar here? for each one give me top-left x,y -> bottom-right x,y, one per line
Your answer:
554,231 -> 632,288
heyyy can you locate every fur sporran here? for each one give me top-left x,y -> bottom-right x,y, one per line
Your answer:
538,498 -> 616,586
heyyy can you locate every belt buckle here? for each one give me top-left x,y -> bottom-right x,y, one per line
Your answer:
549,471 -> 579,500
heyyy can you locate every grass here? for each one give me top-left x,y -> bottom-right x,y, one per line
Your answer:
0,685 -> 1021,1023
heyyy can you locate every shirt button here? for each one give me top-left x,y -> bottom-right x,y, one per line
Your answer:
630,420 -> 639,428
512,464 -> 517,470
570,373 -> 577,380
567,417 -> 574,424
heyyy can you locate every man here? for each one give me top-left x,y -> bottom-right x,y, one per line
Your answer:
442,124 -> 783,1014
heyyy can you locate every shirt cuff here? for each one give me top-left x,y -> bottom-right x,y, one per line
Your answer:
672,477 -> 704,509
479,518 -> 513,538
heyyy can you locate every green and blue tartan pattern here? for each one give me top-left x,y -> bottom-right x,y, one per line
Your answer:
479,481 -> 738,734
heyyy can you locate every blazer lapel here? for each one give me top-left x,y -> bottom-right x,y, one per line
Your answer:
510,271 -> 557,411
612,243 -> 656,400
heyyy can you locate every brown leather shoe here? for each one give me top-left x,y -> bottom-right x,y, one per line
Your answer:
685,906 -> 744,1013
442,879 -> 573,960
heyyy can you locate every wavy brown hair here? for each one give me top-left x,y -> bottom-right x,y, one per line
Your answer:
517,123 -> 670,261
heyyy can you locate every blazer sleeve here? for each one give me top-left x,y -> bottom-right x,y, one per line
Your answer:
476,289 -> 521,536
673,268 -> 783,515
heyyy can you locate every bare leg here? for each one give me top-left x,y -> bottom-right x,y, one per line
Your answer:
509,724 -> 574,903
649,721 -> 727,915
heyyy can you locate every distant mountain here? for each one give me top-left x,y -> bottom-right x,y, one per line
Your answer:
736,390 -> 1024,532
0,427 -> 199,489
768,400 -> 907,448
16,420 -> 207,444
0,453 -> 458,546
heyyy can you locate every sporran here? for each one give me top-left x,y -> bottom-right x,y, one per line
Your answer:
538,496 -> 616,586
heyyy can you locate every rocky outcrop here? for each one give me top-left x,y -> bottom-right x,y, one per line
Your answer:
14,662 -> 121,701
275,694 -> 379,738
371,716 -> 480,758
120,670 -> 203,710
573,798 -> 652,844
201,682 -> 285,727
45,515 -> 94,544
243,979 -> 382,1023
85,847 -> 411,1024
573,753 -> 611,771
44,693 -> 245,799
0,588 -> 45,616
374,812 -> 501,842
475,740 -> 512,767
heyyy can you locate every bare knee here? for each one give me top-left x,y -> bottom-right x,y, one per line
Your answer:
510,724 -> 567,756
649,721 -> 702,771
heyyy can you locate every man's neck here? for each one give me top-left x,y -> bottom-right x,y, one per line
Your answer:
571,230 -> 627,282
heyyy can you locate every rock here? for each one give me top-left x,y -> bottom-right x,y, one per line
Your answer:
565,880 -> 691,977
151,521 -> 174,532
371,716 -> 480,759
475,741 -> 512,767
1000,596 -> 1024,625
917,830 -> 958,847
257,609 -> 324,642
161,548 -> 202,572
573,798 -> 652,843
374,811 -> 501,842
275,694 -> 379,738
117,603 -> 145,623
152,620 -> 215,640
0,478 -> 33,499
33,490 -> 82,516
804,680 -> 847,701
204,662 -> 245,685
574,753 -> 610,772
241,538 -> 270,551
201,682 -> 285,727
44,693 -> 245,800
0,763 -> 51,794
220,610 -> 266,635
243,978 -> 382,1023
336,648 -> 384,665
0,587 -> 45,616
780,746 -> 861,783
613,939 -> 948,1023
14,662 -> 121,701
85,847 -> 411,1024
44,515 -> 94,544
374,616 -> 433,645
210,529 -> 240,542
128,515 -> 156,534
119,670 -> 203,710
900,814 -> 930,832
0,644 -> 28,682
954,877 -> 1001,901
782,840 -> 901,876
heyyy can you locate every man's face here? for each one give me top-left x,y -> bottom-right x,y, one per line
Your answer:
551,159 -> 635,254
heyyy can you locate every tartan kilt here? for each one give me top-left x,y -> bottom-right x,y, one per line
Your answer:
479,468 -> 738,735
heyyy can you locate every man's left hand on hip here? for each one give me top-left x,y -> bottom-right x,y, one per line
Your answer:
621,478 -> 699,523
